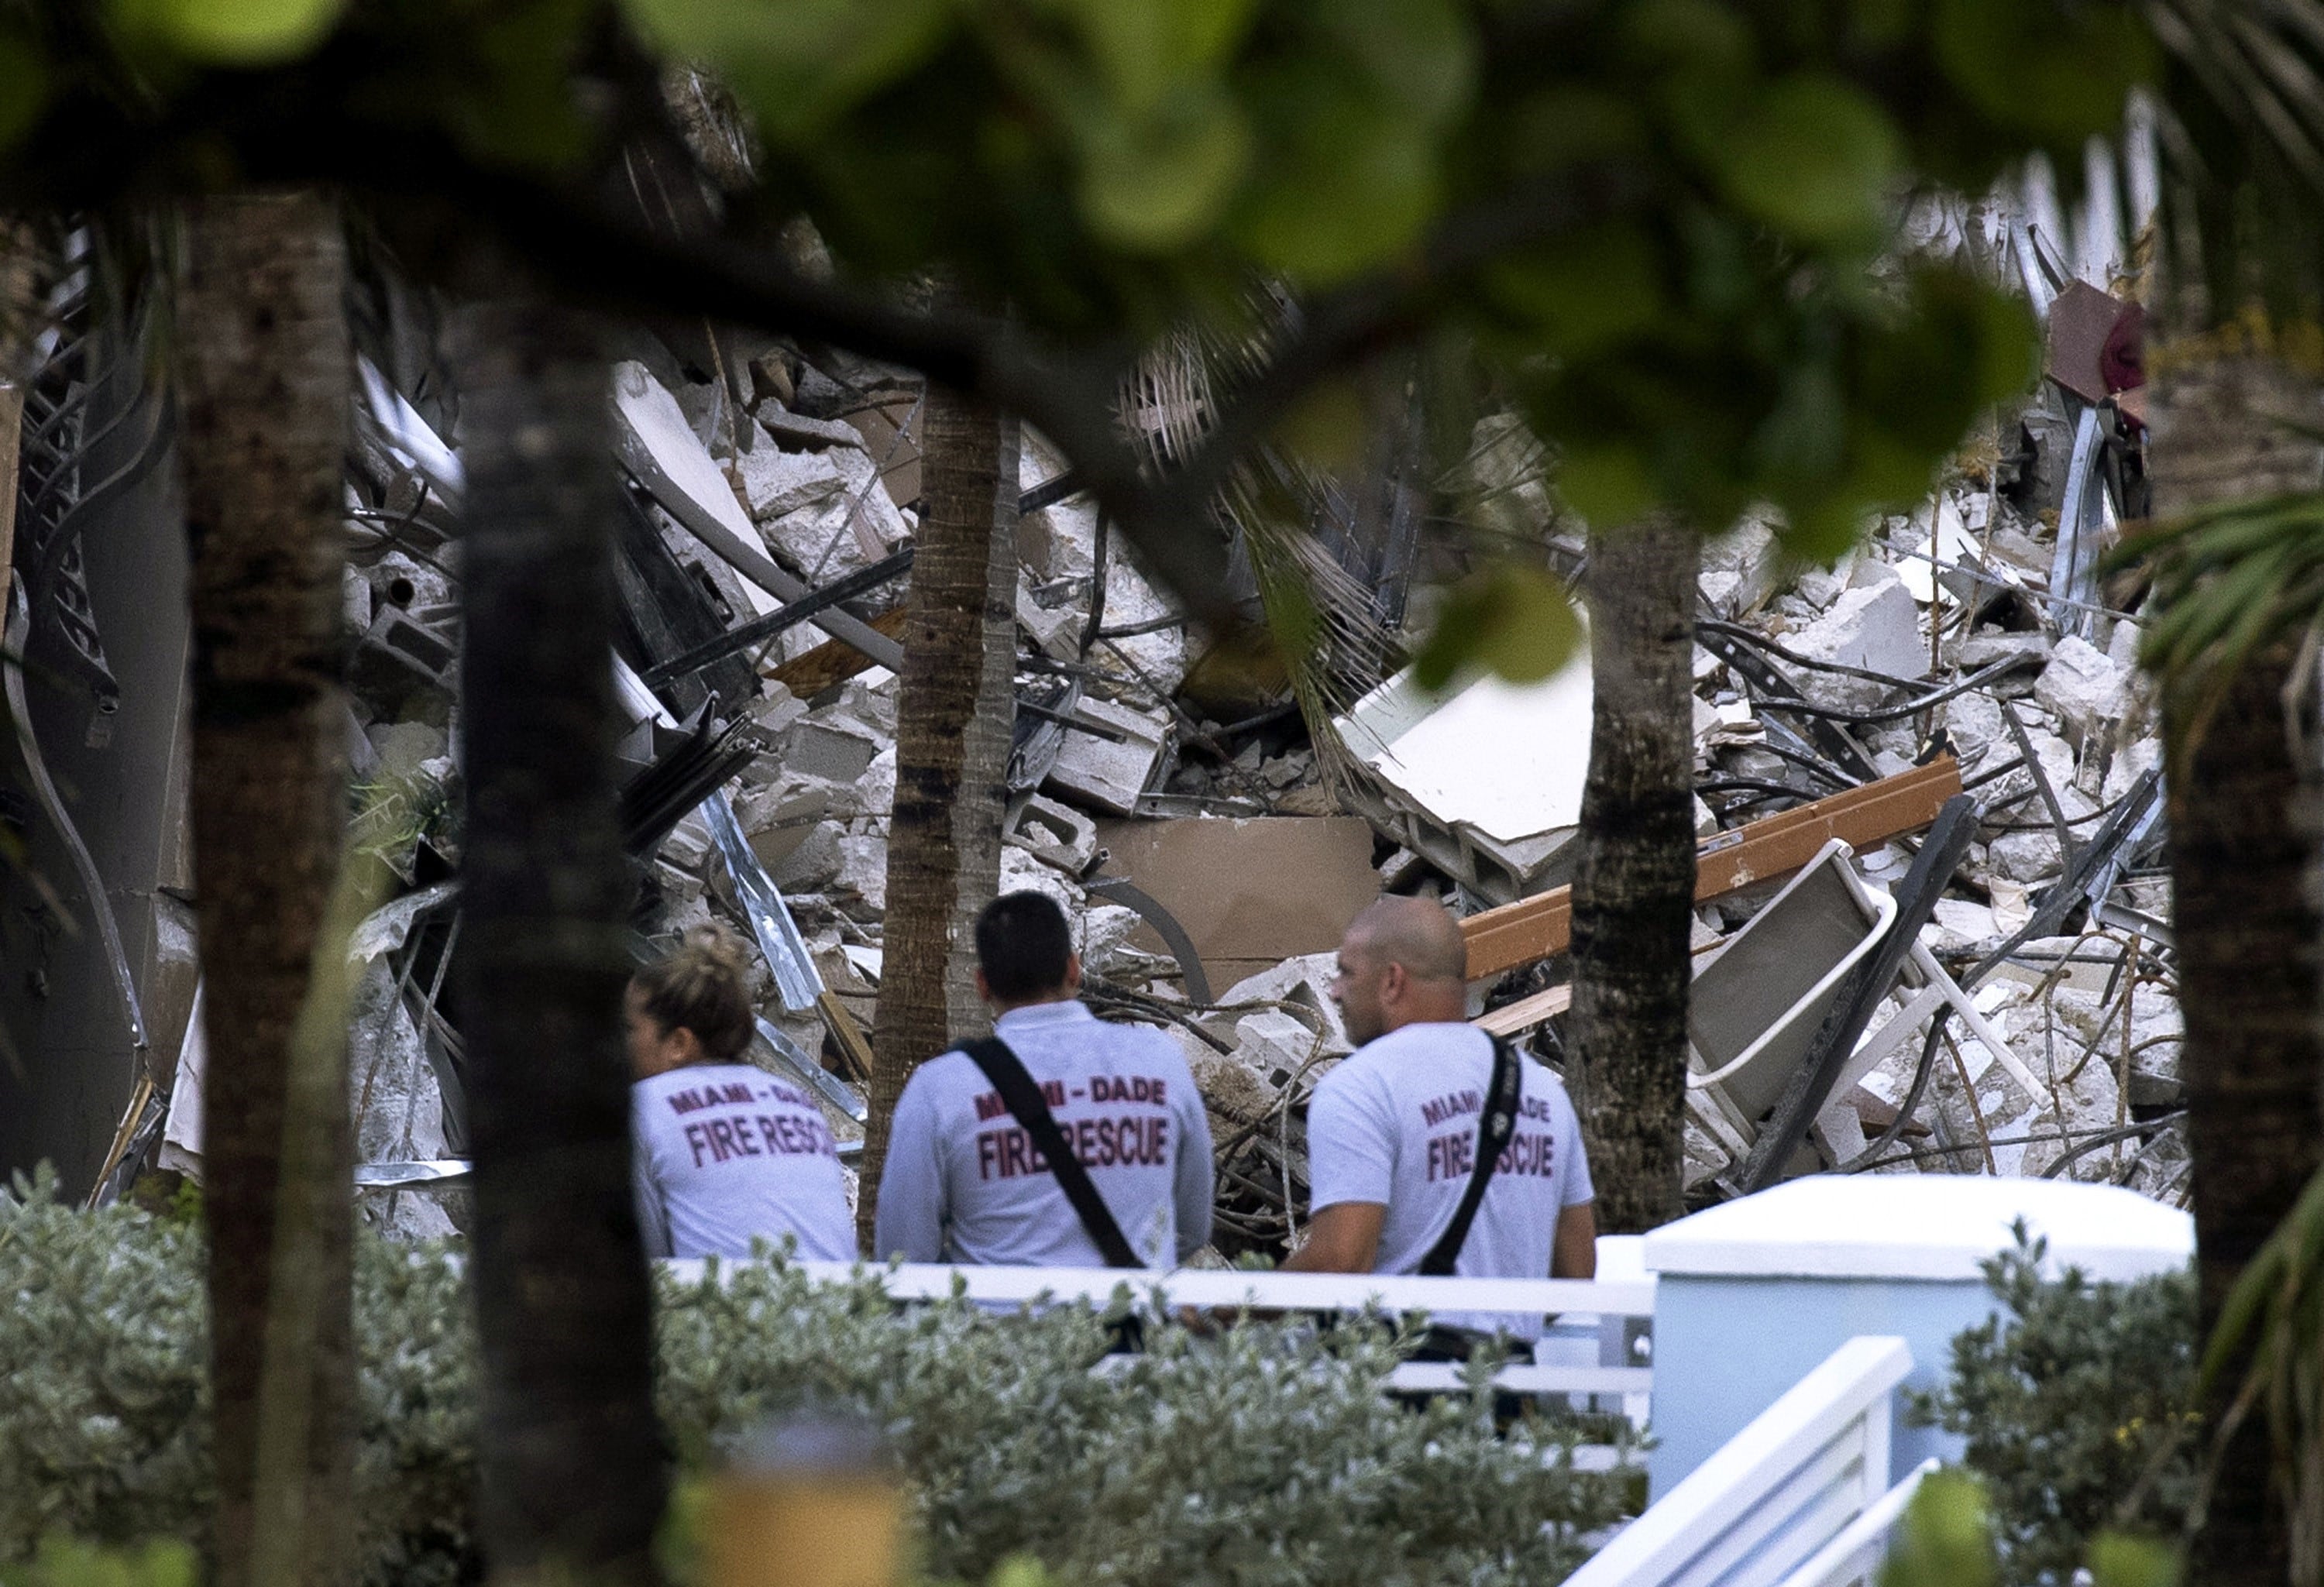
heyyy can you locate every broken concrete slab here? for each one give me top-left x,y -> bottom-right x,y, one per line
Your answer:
1330,657 -> 1593,903
786,714 -> 884,785
740,445 -> 852,521
998,843 -> 1087,918
755,405 -> 865,452
1046,695 -> 1171,817
2035,635 -> 2133,748
1006,793 -> 1098,874
1216,952 -> 1353,1053
1789,578 -> 1929,689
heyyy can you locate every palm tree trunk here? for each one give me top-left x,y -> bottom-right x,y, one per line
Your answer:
2150,351 -> 2324,1585
452,302 -> 665,1580
178,190 -> 355,1587
1566,514 -> 1700,1233
858,376 -> 1019,1252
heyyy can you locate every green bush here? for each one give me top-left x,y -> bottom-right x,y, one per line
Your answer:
1913,1226 -> 2199,1587
1,1173 -> 1634,1585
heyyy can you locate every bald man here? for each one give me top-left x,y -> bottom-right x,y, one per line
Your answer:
1286,898 -> 1596,1331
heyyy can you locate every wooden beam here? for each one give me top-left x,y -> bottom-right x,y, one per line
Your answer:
1461,756 -> 1963,981
768,606 -> 909,697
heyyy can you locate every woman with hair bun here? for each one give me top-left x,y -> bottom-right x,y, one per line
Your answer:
627,923 -> 854,1261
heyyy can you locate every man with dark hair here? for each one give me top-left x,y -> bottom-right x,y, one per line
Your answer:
1287,897 -> 1595,1338
874,891 -> 1215,1268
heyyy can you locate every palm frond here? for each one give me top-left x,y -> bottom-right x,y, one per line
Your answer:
2198,1161 -> 2324,1585
2113,489 -> 2324,738
2143,0 -> 2324,316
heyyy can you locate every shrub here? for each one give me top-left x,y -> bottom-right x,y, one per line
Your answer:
1913,1225 -> 2199,1587
1,1173 -> 1634,1585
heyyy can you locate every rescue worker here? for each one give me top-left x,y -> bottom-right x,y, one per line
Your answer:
1286,896 -> 1596,1335
628,923 -> 854,1262
874,891 -> 1215,1268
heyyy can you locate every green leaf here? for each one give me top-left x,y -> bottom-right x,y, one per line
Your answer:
1231,67 -> 1439,282
109,0 -> 343,64
1411,562 -> 1582,690
1316,0 -> 1477,128
1708,75 -> 1900,245
1078,86 -> 1253,252
1048,0 -> 1260,115
621,0 -> 952,143
1881,1468 -> 1997,1587
2088,1532 -> 2181,1587
0,29 -> 46,152
1273,377 -> 1370,472
1554,442 -> 1661,529
1478,224 -> 1665,358
1507,88 -> 1648,174
1933,0 -> 2157,149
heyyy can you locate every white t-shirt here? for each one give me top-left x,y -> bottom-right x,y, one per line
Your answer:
872,1000 -> 1215,1268
1307,1022 -> 1593,1333
631,1062 -> 856,1262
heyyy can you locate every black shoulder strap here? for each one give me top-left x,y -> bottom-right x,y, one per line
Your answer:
1419,1036 -> 1523,1277
960,1036 -> 1143,1269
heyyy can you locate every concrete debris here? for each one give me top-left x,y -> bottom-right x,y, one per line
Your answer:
49,260 -> 2197,1249
1045,695 -> 1172,818
2034,635 -> 2136,748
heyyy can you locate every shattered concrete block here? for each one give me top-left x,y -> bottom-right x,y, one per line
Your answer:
999,843 -> 1087,917
1233,1008 -> 1323,1085
1701,513 -> 1783,613
1988,830 -> 2062,885
1796,565 -> 1848,611
342,563 -> 373,634
829,674 -> 899,738
369,720 -> 449,778
1016,580 -> 1085,661
2117,733 -> 2167,808
833,833 -> 889,911
1951,631 -> 2052,672
1923,899 -> 1998,954
1218,953 -> 1352,1054
737,778 -> 836,871
660,809 -> 713,874
1187,1039 -> 1282,1129
1698,570 -> 1746,615
1791,578 -> 1929,684
743,686 -> 808,750
755,405 -> 864,451
1259,751 -> 1312,790
1016,435 -> 1187,693
851,747 -> 897,825
1078,902 -> 1145,971
771,823 -> 845,894
1938,689 -> 2007,764
2034,636 -> 2131,747
827,445 -> 912,545
1045,696 -> 1171,817
653,856 -> 706,907
787,715 -> 883,785
740,445 -> 851,520
1006,793 -> 1098,874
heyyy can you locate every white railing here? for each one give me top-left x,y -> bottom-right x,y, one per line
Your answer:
1772,1458 -> 1941,1587
663,1257 -> 1656,1403
1563,1335 -> 1913,1587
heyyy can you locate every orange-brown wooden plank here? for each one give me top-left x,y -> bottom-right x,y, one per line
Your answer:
768,606 -> 909,697
1460,756 -> 1962,981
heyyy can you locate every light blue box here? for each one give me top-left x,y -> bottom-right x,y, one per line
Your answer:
1642,1176 -> 2192,1499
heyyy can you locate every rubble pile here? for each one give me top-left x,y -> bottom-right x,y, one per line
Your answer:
312,265 -> 2181,1252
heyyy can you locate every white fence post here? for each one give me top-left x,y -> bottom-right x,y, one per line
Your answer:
1561,1335 -> 1913,1587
